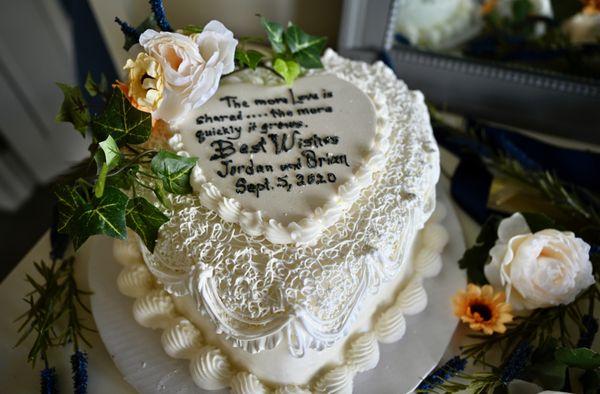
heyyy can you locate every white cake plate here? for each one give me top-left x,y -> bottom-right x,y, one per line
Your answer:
89,185 -> 466,394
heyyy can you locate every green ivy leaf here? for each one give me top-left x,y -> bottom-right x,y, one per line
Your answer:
98,135 -> 121,170
151,151 -> 196,195
273,58 -> 300,86
107,165 -> 138,190
458,215 -> 502,285
181,24 -> 204,35
555,347 -> 600,370
70,186 -> 129,249
235,48 -> 264,70
125,197 -> 168,252
85,72 -> 109,99
85,72 -> 98,97
260,17 -> 286,53
153,181 -> 170,208
283,23 -> 326,55
94,162 -> 109,198
55,83 -> 90,136
91,88 -> 152,145
293,47 -> 325,69
54,184 -> 86,234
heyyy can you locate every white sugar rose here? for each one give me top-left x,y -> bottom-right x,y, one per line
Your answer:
484,213 -> 594,311
138,21 -> 237,125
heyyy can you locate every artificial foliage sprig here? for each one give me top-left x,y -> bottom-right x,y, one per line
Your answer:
54,77 -> 192,252
15,258 -> 93,365
232,16 -> 327,85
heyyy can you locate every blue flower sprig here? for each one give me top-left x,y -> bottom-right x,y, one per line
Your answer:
500,340 -> 532,384
71,350 -> 89,394
40,367 -> 58,394
114,17 -> 140,43
148,0 -> 172,32
416,356 -> 467,391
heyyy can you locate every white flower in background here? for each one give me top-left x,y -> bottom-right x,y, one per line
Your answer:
138,21 -> 237,125
484,213 -> 594,311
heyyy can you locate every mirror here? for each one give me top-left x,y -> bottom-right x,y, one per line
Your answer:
394,0 -> 600,80
337,0 -> 600,143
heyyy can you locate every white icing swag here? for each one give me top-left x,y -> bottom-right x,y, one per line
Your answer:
114,204 -> 449,392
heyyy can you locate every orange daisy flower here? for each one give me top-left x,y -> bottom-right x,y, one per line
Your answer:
452,284 -> 513,335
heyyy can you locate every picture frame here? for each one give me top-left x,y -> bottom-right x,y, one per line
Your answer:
338,0 -> 600,144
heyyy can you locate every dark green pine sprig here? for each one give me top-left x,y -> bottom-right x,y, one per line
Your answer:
54,74 -> 197,252
16,257 -> 94,394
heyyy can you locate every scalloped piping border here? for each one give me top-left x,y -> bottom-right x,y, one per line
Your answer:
167,49 -> 394,245
113,203 -> 449,393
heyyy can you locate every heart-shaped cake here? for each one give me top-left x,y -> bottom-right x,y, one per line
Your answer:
117,49 -> 444,392
169,74 -> 389,244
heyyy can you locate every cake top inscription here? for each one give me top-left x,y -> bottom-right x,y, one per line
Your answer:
174,74 -> 380,240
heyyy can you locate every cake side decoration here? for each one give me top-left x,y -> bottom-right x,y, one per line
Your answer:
115,204 -> 450,392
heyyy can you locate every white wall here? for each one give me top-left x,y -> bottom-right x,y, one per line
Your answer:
0,0 -> 89,211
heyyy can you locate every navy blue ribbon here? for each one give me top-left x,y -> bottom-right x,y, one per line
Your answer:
433,120 -> 600,233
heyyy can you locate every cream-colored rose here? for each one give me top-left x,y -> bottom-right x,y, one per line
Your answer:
123,52 -> 164,113
484,213 -> 594,311
138,22 -> 237,125
191,20 -> 237,75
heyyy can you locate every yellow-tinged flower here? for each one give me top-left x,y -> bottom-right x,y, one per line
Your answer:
123,52 -> 164,113
452,284 -> 513,335
481,0 -> 499,15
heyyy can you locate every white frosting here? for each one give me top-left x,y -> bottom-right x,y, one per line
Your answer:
230,372 -> 269,394
374,305 -> 407,344
161,317 -> 203,359
189,346 -> 233,390
169,57 -> 392,245
114,51 -> 448,391
115,204 -> 449,391
117,265 -> 154,298
345,333 -> 379,372
132,289 -> 175,330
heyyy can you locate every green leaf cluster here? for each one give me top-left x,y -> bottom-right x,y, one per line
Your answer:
235,48 -> 264,70
262,17 -> 327,68
55,84 -> 196,252
15,258 -> 93,366
458,215 -> 501,284
55,84 -> 90,136
232,17 -> 327,86
273,58 -> 300,86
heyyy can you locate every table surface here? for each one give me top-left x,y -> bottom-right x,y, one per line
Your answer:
0,150 -> 481,393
